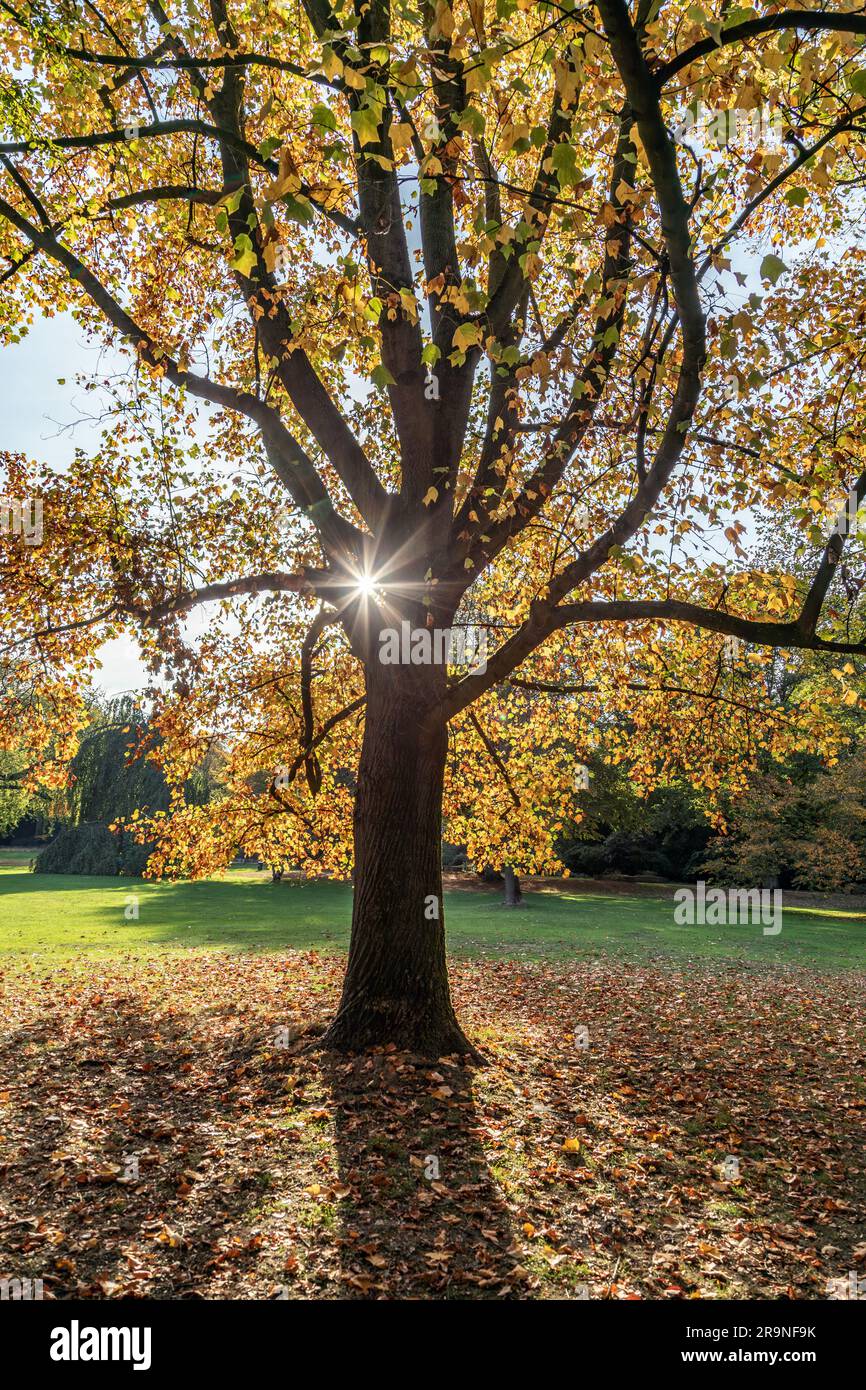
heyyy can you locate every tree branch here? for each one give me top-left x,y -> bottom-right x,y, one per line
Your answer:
443,595 -> 866,721
0,193 -> 359,557
656,10 -> 866,87
0,121 -> 360,237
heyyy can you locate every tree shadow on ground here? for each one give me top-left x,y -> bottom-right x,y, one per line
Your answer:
0,958 -> 522,1300
316,1048 -> 523,1298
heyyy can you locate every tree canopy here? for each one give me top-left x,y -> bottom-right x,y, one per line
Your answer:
3,0 -> 866,1047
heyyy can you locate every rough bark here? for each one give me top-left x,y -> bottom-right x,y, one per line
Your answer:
321,661 -> 477,1058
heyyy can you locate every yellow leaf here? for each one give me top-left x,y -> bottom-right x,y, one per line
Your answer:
320,48 -> 344,81
452,322 -> 482,353
263,148 -> 302,202
422,487 -> 438,507
343,66 -> 366,92
231,247 -> 258,277
390,123 -> 414,152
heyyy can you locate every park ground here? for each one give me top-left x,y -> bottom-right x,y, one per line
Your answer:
1,847 -> 864,1299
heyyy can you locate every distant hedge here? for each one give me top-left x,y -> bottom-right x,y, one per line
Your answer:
34,823 -> 152,877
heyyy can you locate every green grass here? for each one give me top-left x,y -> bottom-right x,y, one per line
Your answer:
0,859 -> 864,969
0,846 -> 37,869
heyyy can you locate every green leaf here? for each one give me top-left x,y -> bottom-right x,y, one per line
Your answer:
848,70 -> 866,99
282,194 -> 315,226
230,235 -> 258,277
370,363 -> 396,388
312,103 -> 337,131
351,104 -> 382,147
259,136 -> 282,161
551,141 -> 579,189
457,106 -> 485,137
759,253 -> 788,285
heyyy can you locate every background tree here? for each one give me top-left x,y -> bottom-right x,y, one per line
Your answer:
0,747 -> 42,837
559,756 -> 713,879
0,679 -> 78,839
3,0 -> 866,1052
67,695 -> 171,823
701,752 -> 866,891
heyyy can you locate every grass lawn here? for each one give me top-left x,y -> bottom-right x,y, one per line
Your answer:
0,853 -> 864,970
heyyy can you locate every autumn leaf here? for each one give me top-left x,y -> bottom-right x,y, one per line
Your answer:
760,253 -> 788,285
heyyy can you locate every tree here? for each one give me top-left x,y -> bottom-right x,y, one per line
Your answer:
3,0 -> 866,1053
0,689 -> 78,838
701,753 -> 866,892
502,864 -> 523,905
559,756 -> 713,880
67,696 -> 171,823
0,748 -> 37,837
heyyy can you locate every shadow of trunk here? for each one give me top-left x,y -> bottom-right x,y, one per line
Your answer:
317,1049 -> 522,1298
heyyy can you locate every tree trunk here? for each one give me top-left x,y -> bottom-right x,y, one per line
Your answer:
502,864 -> 523,906
321,662 -> 476,1058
